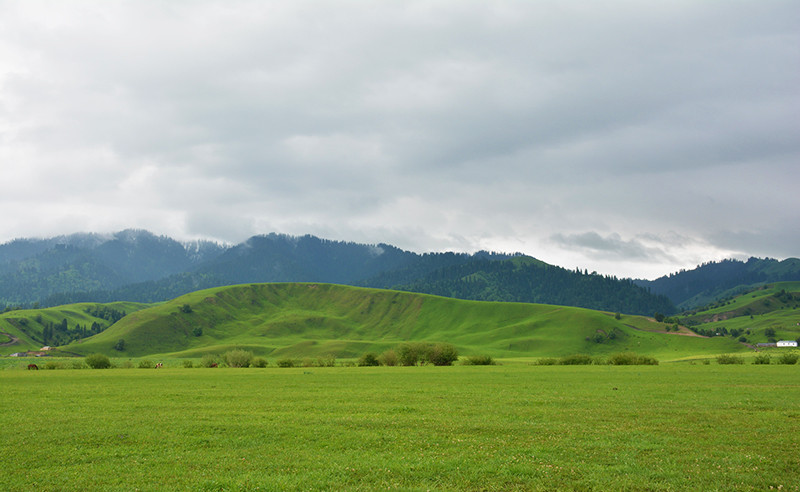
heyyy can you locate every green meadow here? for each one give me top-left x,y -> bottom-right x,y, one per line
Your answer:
2,364 -> 799,491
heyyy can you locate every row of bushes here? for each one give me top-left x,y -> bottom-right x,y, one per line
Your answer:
721,353 -> 799,365
355,342 -> 462,367
52,350 -> 800,370
536,353 -> 659,366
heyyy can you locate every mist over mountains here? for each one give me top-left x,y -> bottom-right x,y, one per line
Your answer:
0,229 -> 797,316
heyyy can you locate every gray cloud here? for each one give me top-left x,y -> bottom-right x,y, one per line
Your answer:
0,0 -> 797,278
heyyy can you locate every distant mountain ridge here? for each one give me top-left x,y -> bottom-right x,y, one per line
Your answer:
2,229 -> 795,316
0,230 -> 226,305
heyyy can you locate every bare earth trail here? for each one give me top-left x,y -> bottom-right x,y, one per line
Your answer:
0,331 -> 19,347
626,321 -> 707,338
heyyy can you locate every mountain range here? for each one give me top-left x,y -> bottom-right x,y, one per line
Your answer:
1,229 -> 798,316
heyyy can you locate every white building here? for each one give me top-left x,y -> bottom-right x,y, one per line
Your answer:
777,340 -> 798,347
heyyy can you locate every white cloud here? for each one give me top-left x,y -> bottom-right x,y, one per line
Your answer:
0,0 -> 797,278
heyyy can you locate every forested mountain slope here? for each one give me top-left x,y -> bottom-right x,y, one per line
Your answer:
635,257 -> 800,310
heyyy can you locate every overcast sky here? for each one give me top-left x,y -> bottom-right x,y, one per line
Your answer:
1,1 -> 798,279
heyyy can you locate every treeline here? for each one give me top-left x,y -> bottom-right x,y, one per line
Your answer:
372,258 -> 676,316
5,305 -> 130,347
637,257 -> 800,308
40,319 -> 105,346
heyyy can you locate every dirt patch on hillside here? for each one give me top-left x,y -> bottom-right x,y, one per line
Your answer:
625,324 -> 707,338
0,331 -> 19,347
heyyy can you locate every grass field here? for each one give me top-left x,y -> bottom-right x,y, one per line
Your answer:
2,364 -> 798,491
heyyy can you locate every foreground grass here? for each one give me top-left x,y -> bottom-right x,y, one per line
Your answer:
2,365 -> 799,491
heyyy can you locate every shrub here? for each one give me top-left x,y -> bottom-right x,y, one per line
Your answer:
317,355 -> 336,367
397,342 -> 428,366
44,361 -> 64,370
182,360 -> 194,368
608,352 -> 659,365
180,304 -> 193,313
224,349 -> 254,368
358,352 -> 380,366
200,354 -> 218,368
778,352 -> 799,365
462,355 -> 495,366
276,358 -> 296,368
192,327 -> 203,337
113,339 -> 126,351
752,354 -> 771,365
559,354 -> 594,365
85,353 -> 112,369
536,357 -> 559,366
716,354 -> 745,365
138,359 -> 154,369
427,343 -> 459,366
251,357 -> 268,368
379,349 -> 398,366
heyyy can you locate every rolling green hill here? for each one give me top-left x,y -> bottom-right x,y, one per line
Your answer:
682,281 -> 800,344
65,283 -> 741,360
0,302 -> 150,355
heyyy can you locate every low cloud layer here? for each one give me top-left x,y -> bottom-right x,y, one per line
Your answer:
1,1 -> 797,279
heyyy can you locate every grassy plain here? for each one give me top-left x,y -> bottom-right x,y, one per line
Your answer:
2,364 -> 798,491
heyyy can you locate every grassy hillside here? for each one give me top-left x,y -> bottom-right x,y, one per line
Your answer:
0,302 -> 150,355
67,283 -> 742,360
682,281 -> 800,344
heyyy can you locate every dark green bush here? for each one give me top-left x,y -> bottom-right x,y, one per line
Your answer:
462,355 -> 496,366
716,354 -> 745,365
427,343 -> 459,366
358,352 -> 380,366
535,357 -> 559,366
224,349 -> 253,368
397,342 -> 429,366
379,349 -> 398,366
608,352 -> 659,365
85,353 -> 112,369
276,358 -> 296,368
559,354 -> 594,365
251,357 -> 268,368
778,352 -> 799,365
182,360 -> 194,368
138,359 -> 154,369
316,355 -> 337,367
200,354 -> 218,368
752,354 -> 771,365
